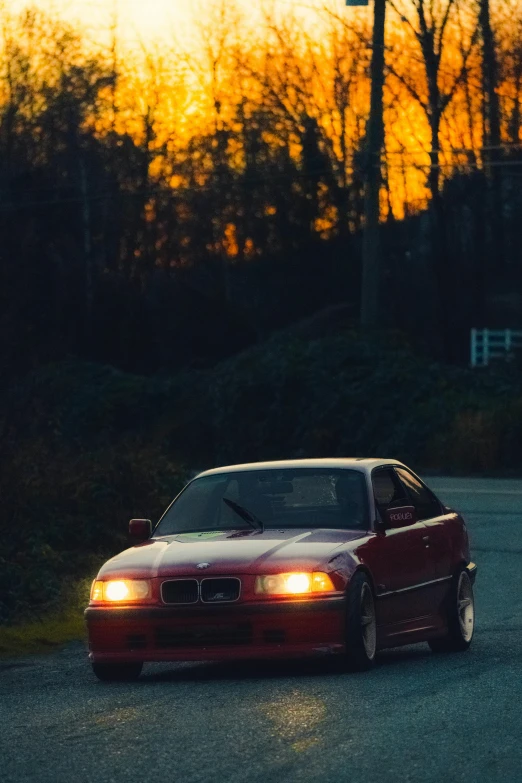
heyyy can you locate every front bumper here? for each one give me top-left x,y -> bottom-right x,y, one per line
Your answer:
85,596 -> 346,663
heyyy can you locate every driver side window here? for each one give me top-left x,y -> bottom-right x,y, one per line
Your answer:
394,468 -> 442,521
372,469 -> 409,520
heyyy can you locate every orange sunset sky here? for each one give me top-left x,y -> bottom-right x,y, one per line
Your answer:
6,0 -> 491,217
7,0 -> 351,46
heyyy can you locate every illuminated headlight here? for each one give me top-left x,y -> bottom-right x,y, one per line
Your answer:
90,579 -> 152,602
254,572 -> 336,596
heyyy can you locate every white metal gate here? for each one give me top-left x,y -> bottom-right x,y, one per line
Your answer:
470,328 -> 522,367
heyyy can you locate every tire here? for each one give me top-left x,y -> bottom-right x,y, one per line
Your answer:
429,566 -> 475,653
344,571 -> 377,671
91,661 -> 143,682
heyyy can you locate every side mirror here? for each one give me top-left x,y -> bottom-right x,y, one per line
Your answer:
383,505 -> 417,529
129,518 -> 152,543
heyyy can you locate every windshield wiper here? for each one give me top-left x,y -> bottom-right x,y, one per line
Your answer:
222,497 -> 264,533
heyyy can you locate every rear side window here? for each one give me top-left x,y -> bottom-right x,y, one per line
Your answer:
395,468 -> 442,520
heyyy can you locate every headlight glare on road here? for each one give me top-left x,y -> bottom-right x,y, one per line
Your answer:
254,572 -> 335,596
90,579 -> 151,603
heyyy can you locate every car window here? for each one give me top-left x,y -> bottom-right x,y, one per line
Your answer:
395,468 -> 442,520
154,468 -> 370,535
372,469 -> 409,513
279,475 -> 339,507
163,476 -> 227,530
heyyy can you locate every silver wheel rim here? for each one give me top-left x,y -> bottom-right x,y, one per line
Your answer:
457,572 -> 474,642
360,583 -> 377,659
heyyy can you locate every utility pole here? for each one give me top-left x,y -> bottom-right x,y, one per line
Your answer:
347,0 -> 387,327
478,0 -> 504,271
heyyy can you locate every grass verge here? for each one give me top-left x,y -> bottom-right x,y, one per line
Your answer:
0,578 -> 90,658
0,610 -> 86,657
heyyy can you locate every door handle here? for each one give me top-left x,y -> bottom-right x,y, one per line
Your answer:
422,536 -> 430,547
422,536 -> 430,541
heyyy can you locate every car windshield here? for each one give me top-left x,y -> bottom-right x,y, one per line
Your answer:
154,468 -> 369,536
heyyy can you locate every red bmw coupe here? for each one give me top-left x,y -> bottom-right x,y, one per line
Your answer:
86,459 -> 477,681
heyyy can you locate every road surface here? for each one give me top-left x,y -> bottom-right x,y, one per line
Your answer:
1,477 -> 521,783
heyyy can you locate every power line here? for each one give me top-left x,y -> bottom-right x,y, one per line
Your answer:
4,142 -> 521,196
2,156 -> 522,210
385,143 -> 522,155
383,158 -> 522,170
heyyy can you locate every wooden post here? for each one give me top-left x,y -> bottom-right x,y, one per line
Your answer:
483,328 -> 489,366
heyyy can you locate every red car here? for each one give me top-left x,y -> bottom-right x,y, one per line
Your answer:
86,459 -> 477,681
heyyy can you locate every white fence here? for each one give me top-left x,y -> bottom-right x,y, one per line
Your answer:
470,328 -> 522,367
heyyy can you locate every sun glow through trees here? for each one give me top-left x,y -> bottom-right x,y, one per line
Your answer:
3,0 -> 522,222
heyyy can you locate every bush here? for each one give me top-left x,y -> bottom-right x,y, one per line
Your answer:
206,330 -> 522,473
0,367 -> 190,623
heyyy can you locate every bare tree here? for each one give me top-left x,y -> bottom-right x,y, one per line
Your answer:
496,0 -> 522,145
386,0 -> 480,356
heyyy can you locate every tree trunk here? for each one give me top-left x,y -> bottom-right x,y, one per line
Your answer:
79,157 -> 93,353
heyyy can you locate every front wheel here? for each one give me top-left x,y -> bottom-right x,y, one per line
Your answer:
91,661 -> 143,682
344,571 -> 377,671
429,566 -> 475,653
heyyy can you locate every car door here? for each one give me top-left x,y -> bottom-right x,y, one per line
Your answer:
394,467 -> 453,608
365,467 -> 432,629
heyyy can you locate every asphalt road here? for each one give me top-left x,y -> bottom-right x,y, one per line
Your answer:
1,477 -> 521,783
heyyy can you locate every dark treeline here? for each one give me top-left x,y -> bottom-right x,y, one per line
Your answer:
1,3 -> 522,381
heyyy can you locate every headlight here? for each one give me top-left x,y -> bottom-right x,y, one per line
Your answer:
90,579 -> 152,603
254,572 -> 336,596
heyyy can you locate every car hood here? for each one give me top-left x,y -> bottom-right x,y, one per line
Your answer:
98,528 -> 366,578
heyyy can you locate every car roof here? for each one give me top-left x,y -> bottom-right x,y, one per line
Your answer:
195,458 -> 407,479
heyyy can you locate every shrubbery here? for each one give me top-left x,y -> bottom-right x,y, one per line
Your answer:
0,436 -> 189,623
2,331 -> 522,624
206,330 -> 522,472
0,364 -> 191,622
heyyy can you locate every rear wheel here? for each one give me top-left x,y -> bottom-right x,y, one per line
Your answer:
429,566 -> 474,653
344,571 -> 377,671
91,662 -> 143,682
